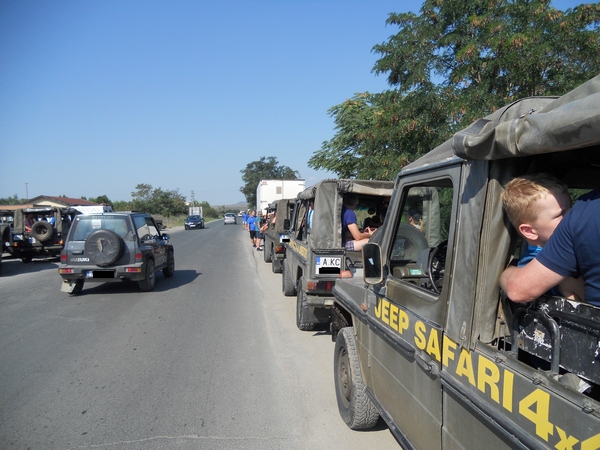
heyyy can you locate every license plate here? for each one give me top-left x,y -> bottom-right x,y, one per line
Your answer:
86,271 -> 94,278
316,256 -> 342,271
279,233 -> 290,243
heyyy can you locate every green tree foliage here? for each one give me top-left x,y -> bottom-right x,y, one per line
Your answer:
310,0 -> 600,179
0,194 -> 25,205
130,184 -> 188,216
240,156 -> 300,208
89,194 -> 111,205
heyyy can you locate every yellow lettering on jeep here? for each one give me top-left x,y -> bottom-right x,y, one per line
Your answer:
381,300 -> 390,325
477,355 -> 501,403
555,426 -> 579,450
398,308 -> 409,334
426,327 -> 441,362
581,432 -> 600,450
442,335 -> 457,367
389,303 -> 399,330
456,347 -> 476,386
519,389 -> 553,441
414,321 -> 427,350
502,369 -> 514,412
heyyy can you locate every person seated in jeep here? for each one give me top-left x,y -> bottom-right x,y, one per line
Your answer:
341,194 -> 375,251
501,187 -> 600,307
501,174 -> 584,301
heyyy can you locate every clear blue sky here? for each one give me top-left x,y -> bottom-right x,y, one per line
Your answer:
0,0 -> 584,205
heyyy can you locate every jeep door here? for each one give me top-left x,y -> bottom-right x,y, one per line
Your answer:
133,216 -> 167,268
367,167 -> 459,449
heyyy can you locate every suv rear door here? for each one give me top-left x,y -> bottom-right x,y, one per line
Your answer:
132,215 -> 166,268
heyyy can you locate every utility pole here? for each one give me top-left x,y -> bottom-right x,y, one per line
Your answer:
25,182 -> 29,207
191,190 -> 195,207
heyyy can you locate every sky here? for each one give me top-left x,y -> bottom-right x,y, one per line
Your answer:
0,0 -> 585,206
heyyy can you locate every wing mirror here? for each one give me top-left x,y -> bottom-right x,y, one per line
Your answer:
363,242 -> 383,285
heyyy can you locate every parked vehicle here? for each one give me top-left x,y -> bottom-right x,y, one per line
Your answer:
184,215 -> 204,230
224,213 -> 237,225
262,199 -> 295,273
256,179 -> 305,215
58,212 -> 174,294
283,179 -> 394,331
330,75 -> 600,448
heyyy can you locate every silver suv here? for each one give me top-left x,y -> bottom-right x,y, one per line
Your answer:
58,212 -> 174,295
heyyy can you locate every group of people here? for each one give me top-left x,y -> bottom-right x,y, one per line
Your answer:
244,210 -> 273,251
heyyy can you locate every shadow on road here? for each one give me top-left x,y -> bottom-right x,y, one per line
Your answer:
0,255 -> 59,277
68,269 -> 202,295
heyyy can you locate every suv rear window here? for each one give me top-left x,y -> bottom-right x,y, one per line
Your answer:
71,216 -> 132,241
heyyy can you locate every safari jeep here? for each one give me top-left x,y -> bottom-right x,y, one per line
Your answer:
262,198 -> 295,273
8,207 -> 78,262
283,179 -> 394,331
330,75 -> 600,448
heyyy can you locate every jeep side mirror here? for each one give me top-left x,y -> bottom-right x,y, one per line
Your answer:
283,219 -> 291,230
363,243 -> 383,285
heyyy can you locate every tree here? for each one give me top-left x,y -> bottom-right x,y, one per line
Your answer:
130,184 -> 188,216
89,195 -> 112,205
0,194 -> 24,205
240,157 -> 300,208
310,0 -> 600,178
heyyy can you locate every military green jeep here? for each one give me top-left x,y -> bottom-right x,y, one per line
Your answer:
330,76 -> 600,448
283,179 -> 394,331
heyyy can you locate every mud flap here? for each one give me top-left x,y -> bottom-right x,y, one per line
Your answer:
306,306 -> 330,325
61,279 -> 79,293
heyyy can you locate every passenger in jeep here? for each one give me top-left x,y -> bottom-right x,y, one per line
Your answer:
341,194 -> 374,251
501,174 -> 583,301
501,188 -> 600,307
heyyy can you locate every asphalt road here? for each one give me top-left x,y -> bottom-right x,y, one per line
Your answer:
0,220 -> 398,449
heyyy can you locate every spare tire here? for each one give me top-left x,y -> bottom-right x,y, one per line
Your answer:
30,221 -> 54,242
85,229 -> 125,267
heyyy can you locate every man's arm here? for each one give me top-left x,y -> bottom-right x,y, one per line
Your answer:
347,223 -> 373,241
500,258 -> 566,303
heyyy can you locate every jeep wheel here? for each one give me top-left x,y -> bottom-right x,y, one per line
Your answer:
138,259 -> 156,291
264,244 -> 272,263
282,263 -> 296,297
296,278 -> 315,331
21,256 -> 33,264
69,280 -> 84,296
272,257 -> 281,274
85,230 -> 124,267
162,250 -> 175,278
30,221 -> 54,242
334,327 -> 379,429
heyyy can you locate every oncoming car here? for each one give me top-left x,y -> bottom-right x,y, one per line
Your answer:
184,215 -> 204,230
224,213 -> 237,225
58,212 -> 174,295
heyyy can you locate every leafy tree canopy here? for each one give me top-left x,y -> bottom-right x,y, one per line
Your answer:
310,0 -> 600,179
131,183 -> 188,216
240,156 -> 300,208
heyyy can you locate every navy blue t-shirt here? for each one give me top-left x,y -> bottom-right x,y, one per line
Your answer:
341,206 -> 357,245
537,189 -> 600,306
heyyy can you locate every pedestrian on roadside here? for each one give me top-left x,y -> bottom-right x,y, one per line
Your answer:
255,212 -> 264,251
248,210 -> 257,247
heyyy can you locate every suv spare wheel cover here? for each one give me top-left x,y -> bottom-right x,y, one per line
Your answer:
84,229 -> 125,267
30,221 -> 54,242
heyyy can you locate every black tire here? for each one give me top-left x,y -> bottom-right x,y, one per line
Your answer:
138,259 -> 156,291
393,223 -> 429,261
282,263 -> 296,297
30,221 -> 54,242
69,279 -> 84,296
296,278 -> 315,331
272,257 -> 281,274
85,230 -> 124,267
162,250 -> 175,278
264,243 -> 272,263
334,327 -> 380,429
21,256 -> 32,264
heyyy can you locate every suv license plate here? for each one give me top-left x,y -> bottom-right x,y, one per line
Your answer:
279,233 -> 290,243
316,256 -> 342,271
